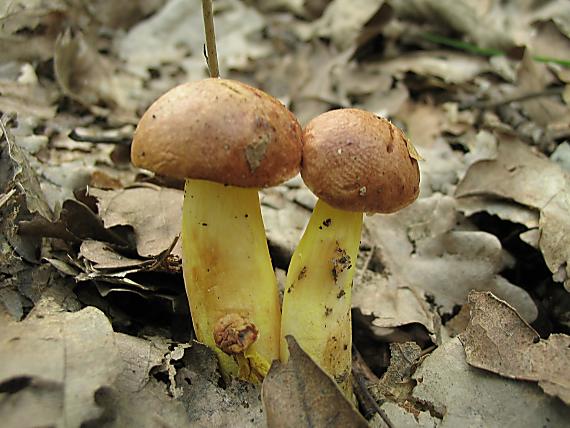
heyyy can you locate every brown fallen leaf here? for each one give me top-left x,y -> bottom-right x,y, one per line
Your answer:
262,336 -> 368,428
459,291 -> 570,405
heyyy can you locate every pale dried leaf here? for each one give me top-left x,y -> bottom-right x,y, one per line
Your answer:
368,51 -> 490,84
411,337 -> 570,427
390,0 -> 513,50
0,79 -> 57,120
353,269 -> 438,335
365,193 -> 537,321
456,196 -> 540,229
378,402 -> 438,428
54,29 -> 143,120
0,306 -> 122,427
113,333 -> 168,393
456,132 -> 570,290
312,0 -> 385,50
516,52 -> 570,128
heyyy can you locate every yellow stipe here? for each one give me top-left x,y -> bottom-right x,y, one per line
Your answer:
181,179 -> 281,381
281,199 -> 363,396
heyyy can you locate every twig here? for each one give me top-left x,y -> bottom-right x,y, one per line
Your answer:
201,0 -> 219,78
459,87 -> 564,110
352,345 -> 393,428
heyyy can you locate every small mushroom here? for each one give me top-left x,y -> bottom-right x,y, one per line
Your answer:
280,108 -> 420,395
131,78 -> 303,382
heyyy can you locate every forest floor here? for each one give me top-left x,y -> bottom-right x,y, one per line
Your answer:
1,0 -> 570,426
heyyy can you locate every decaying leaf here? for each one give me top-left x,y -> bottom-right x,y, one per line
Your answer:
370,341 -> 422,404
173,342 -> 265,427
408,337 -> 570,426
262,336 -> 368,428
460,291 -> 570,404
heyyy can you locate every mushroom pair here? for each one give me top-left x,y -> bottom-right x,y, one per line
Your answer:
131,79 -> 420,391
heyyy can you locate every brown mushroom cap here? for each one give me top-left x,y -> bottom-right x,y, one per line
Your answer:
301,108 -> 420,213
131,78 -> 303,187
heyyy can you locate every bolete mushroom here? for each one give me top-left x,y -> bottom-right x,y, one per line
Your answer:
131,78 -> 303,382
280,108 -> 420,395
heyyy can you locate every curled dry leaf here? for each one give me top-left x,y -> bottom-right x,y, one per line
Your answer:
262,336 -> 368,428
89,184 -> 183,259
459,291 -> 570,405
456,132 -> 570,290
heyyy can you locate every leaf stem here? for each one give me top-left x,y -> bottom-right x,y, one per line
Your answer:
202,0 -> 219,78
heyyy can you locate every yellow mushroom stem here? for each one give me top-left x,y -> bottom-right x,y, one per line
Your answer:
181,179 -> 281,382
280,199 -> 363,396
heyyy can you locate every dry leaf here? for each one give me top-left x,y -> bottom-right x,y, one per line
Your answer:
312,0 -> 385,50
459,291 -> 570,404
456,132 -> 570,290
262,336 -> 368,428
0,306 -> 122,427
409,337 -> 570,426
364,193 -> 537,321
390,0 -> 514,50
516,52 -> 570,129
89,184 -> 183,258
370,342 -> 422,403
54,29 -> 143,120
353,269 -> 439,336
368,51 -> 490,84
174,343 -> 265,427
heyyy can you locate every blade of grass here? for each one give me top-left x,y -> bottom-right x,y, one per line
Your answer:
421,32 -> 570,68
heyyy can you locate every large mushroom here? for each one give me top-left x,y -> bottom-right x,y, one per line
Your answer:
280,108 -> 420,395
131,78 -> 303,382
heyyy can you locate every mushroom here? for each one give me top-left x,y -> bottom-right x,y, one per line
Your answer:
131,78 -> 303,382
280,108 -> 420,395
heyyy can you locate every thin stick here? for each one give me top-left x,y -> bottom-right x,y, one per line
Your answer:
202,0 -> 219,78
459,87 -> 564,110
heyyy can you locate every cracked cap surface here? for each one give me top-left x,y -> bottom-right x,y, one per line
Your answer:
131,78 -> 303,187
301,108 -> 420,213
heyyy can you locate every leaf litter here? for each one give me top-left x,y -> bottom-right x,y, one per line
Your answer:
1,0 -> 570,426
